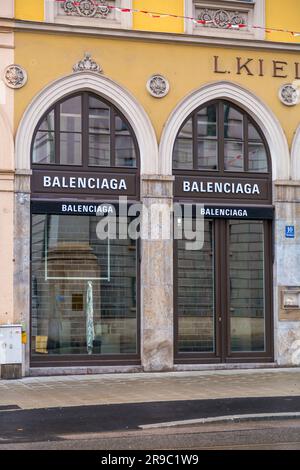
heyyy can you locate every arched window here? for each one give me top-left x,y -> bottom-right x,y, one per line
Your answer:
173,100 -> 269,174
32,92 -> 138,169
173,100 -> 273,364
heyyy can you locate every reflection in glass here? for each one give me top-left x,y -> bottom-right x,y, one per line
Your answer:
249,143 -> 268,172
89,97 -> 111,166
60,96 -> 82,133
116,136 -> 136,167
89,134 -> 110,167
229,220 -> 265,352
115,115 -> 137,167
248,123 -> 261,140
173,138 -> 193,170
31,214 -> 137,356
224,141 -> 243,171
177,220 -> 215,353
32,131 -> 55,164
248,122 -> 268,173
60,133 -> 82,165
197,140 -> 218,170
115,115 -> 128,133
197,105 -> 217,137
224,105 -> 243,139
89,97 -> 110,134
178,118 -> 193,139
38,110 -> 55,132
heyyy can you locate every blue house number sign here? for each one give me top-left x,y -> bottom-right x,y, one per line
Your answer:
285,226 -> 295,238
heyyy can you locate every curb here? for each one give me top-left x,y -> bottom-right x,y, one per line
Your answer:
139,412 -> 300,429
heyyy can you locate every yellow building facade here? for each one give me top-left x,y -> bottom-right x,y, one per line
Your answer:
1,1 -> 300,377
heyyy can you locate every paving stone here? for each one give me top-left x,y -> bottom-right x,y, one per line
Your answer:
0,369 -> 299,410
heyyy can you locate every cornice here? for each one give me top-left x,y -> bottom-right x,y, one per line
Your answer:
1,18 -> 300,53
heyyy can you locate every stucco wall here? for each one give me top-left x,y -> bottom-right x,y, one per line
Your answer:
0,32 -> 14,327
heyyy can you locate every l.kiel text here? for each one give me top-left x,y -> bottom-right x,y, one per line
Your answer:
213,56 -> 300,79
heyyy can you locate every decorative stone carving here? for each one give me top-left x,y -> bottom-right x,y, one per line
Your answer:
146,75 -> 170,98
62,0 -> 111,19
279,84 -> 300,106
73,53 -> 102,74
197,7 -> 247,29
3,65 -> 27,89
17,193 -> 30,205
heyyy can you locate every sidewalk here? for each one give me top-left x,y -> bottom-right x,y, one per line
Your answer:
0,368 -> 300,410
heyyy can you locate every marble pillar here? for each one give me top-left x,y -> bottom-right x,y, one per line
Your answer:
274,181 -> 300,366
141,175 -> 174,371
14,171 -> 31,375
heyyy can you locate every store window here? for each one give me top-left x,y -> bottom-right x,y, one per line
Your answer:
32,92 -> 137,169
173,100 -> 268,173
31,213 -> 137,358
173,99 -> 273,363
30,92 -> 139,366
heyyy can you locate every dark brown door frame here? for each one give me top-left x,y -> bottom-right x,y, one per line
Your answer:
224,219 -> 274,363
174,218 -> 274,364
174,219 -> 222,364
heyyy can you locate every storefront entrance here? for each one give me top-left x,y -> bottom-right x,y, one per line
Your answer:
173,99 -> 273,363
175,217 -> 273,363
30,91 -> 140,367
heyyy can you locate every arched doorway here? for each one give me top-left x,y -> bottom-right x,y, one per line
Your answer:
173,99 -> 273,363
30,91 -> 140,367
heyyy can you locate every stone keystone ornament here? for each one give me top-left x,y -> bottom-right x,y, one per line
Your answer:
3,65 -> 27,89
73,52 -> 102,74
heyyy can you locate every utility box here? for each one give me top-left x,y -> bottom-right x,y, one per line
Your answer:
0,325 -> 22,379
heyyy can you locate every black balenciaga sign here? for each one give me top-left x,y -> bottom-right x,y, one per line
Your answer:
197,205 -> 274,220
178,204 -> 274,220
31,200 -> 274,220
31,200 -> 117,216
31,170 -> 137,197
174,176 -> 271,203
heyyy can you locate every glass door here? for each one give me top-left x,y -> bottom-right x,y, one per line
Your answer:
176,219 -> 218,360
175,218 -> 273,363
226,219 -> 273,361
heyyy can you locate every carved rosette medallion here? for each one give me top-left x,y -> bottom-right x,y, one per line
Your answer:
73,53 -> 103,74
3,65 -> 28,89
279,84 -> 300,106
62,0 -> 111,19
146,75 -> 170,98
198,8 -> 246,29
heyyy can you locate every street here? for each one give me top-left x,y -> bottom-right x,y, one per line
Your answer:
1,395 -> 300,450
1,418 -> 300,450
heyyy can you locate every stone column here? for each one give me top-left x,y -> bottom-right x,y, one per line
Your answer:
14,171 -> 31,375
140,175 -> 174,371
274,181 -> 300,366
